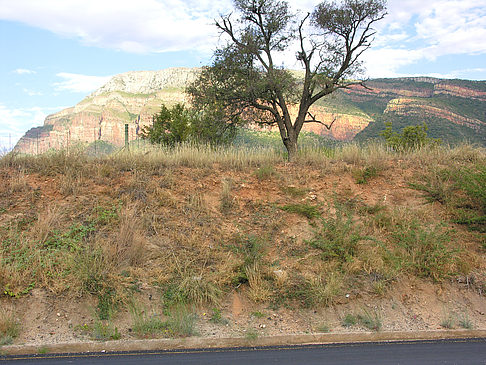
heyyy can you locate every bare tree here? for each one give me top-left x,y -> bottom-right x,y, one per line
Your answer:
188,0 -> 387,160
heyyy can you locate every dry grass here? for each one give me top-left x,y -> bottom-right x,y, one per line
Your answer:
0,306 -> 19,345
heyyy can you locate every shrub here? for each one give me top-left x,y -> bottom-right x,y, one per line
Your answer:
307,204 -> 369,264
380,122 -> 440,151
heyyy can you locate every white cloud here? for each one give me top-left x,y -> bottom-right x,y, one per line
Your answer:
22,88 -> 43,96
363,0 -> 486,78
54,73 -> 112,93
0,0 -> 234,53
13,68 -> 36,74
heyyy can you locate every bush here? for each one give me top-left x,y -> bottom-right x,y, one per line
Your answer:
380,122 -> 440,151
141,103 -> 236,146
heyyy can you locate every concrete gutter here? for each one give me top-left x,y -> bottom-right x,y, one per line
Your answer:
2,330 -> 486,356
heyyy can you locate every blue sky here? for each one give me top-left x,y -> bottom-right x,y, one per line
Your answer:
1,0 -> 485,149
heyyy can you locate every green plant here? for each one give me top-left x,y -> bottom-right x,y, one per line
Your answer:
316,323 -> 330,333
255,165 -> 276,181
342,313 -> 357,327
305,273 -> 343,307
307,203 -> 369,264
209,308 -> 228,325
380,122 -> 440,151
227,234 -> 265,286
280,186 -> 308,198
357,308 -> 382,331
391,221 -> 457,281
441,313 -> 455,329
164,304 -> 198,338
245,328 -> 259,340
0,308 -> 19,346
220,178 -> 234,213
409,168 -> 453,204
38,346 -> 49,354
458,312 -> 473,329
353,166 -> 378,184
280,203 -> 320,219
96,288 -> 117,320
141,104 -> 192,146
452,164 -> 486,232
130,305 -> 168,337
92,321 -> 121,341
251,311 -> 265,318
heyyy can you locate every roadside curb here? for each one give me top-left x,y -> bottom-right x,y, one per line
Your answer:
2,330 -> 486,356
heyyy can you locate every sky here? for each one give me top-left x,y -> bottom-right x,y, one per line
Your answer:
1,0 -> 485,149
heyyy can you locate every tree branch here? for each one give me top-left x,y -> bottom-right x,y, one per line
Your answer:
304,112 -> 336,130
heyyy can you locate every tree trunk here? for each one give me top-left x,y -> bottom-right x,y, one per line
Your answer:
284,134 -> 298,161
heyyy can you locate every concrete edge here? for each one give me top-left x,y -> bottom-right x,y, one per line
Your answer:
2,330 -> 486,356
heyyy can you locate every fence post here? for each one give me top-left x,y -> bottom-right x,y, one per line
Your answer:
125,124 -> 129,150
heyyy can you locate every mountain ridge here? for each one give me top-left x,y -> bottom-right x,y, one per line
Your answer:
14,68 -> 486,154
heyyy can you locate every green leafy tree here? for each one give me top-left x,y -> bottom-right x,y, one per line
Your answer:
188,0 -> 387,160
141,104 -> 192,146
380,122 -> 441,151
142,103 -> 237,146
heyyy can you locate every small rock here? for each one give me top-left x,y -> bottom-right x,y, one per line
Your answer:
57,312 -> 61,317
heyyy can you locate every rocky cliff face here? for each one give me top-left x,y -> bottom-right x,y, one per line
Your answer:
14,68 -> 486,154
16,68 -> 197,154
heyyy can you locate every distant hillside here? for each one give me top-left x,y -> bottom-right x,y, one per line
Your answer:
14,69 -> 486,154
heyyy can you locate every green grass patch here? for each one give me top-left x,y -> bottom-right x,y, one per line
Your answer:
280,203 -> 320,219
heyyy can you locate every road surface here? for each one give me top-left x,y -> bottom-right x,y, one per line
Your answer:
2,338 -> 485,364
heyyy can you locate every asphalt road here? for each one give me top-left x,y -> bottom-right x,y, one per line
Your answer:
2,339 -> 486,364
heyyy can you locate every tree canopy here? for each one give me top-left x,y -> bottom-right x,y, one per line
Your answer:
188,0 -> 387,160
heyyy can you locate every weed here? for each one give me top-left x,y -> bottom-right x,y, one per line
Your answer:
280,186 -> 307,198
371,280 -> 387,296
255,165 -> 276,181
130,305 -> 168,337
92,321 -> 121,341
245,328 -> 259,340
357,308 -> 382,331
251,311 -> 265,318
409,168 -> 453,204
458,312 -> 473,329
164,304 -> 198,338
391,221 -> 457,281
246,262 -> 271,302
280,203 -> 320,219
38,346 -> 49,354
316,323 -> 330,333
96,288 -> 117,320
307,203 -> 369,264
441,313 -> 455,329
220,178 -> 234,213
209,308 -> 228,325
342,313 -> 357,327
306,273 -> 343,307
353,166 -> 378,184
227,234 -> 265,286
0,307 -> 19,346
178,274 -> 222,305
